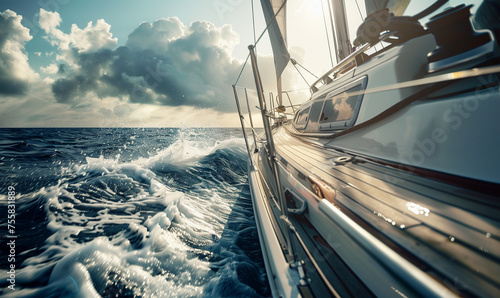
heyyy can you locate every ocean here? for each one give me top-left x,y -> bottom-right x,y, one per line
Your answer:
0,128 -> 269,297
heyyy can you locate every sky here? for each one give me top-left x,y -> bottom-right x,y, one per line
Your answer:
0,0 -> 461,127
0,0 -> 262,127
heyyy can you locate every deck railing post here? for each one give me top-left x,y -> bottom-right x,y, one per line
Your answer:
248,44 -> 295,260
232,84 -> 254,169
244,88 -> 258,152
269,92 -> 275,124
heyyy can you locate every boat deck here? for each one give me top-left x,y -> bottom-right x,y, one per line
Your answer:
263,124 -> 500,296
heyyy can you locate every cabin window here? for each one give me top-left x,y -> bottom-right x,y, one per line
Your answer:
305,100 -> 326,132
319,83 -> 364,130
320,85 -> 361,123
294,106 -> 310,129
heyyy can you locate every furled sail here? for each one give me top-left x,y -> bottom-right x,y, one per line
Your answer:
260,0 -> 290,79
365,0 -> 411,16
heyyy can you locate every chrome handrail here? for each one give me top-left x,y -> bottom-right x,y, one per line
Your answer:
310,31 -> 397,93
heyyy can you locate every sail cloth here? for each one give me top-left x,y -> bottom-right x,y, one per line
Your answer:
365,0 -> 411,16
260,0 -> 290,79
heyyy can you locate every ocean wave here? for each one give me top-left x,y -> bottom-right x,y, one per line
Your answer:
0,128 -> 267,297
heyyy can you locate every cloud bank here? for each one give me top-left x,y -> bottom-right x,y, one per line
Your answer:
0,10 -> 38,95
38,9 -> 243,111
0,8 -> 301,127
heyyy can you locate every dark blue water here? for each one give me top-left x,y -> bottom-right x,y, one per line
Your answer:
0,128 -> 269,297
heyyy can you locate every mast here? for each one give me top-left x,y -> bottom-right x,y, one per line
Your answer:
330,0 -> 352,61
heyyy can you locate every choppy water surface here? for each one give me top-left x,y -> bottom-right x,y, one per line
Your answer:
0,128 -> 268,297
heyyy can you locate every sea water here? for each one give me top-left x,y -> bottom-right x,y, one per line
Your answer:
0,128 -> 269,297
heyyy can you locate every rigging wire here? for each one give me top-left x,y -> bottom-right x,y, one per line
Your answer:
234,0 -> 288,86
291,59 -> 318,79
251,0 -> 258,58
321,0 -> 334,68
234,53 -> 250,86
326,0 -> 339,64
254,0 -> 288,47
292,62 -> 310,86
283,87 -> 309,92
354,0 -> 364,21
252,0 -> 257,46
235,0 -> 259,86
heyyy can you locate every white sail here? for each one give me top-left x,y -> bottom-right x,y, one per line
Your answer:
260,0 -> 289,79
365,0 -> 411,16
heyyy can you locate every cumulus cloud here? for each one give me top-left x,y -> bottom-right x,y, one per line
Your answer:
126,17 -> 185,53
70,20 -> 118,53
39,9 -> 68,49
38,8 -> 61,32
40,63 -> 58,74
39,9 -> 117,54
0,9 -> 39,95
46,14 -> 247,112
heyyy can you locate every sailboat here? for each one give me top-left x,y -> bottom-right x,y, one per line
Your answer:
233,0 -> 500,297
